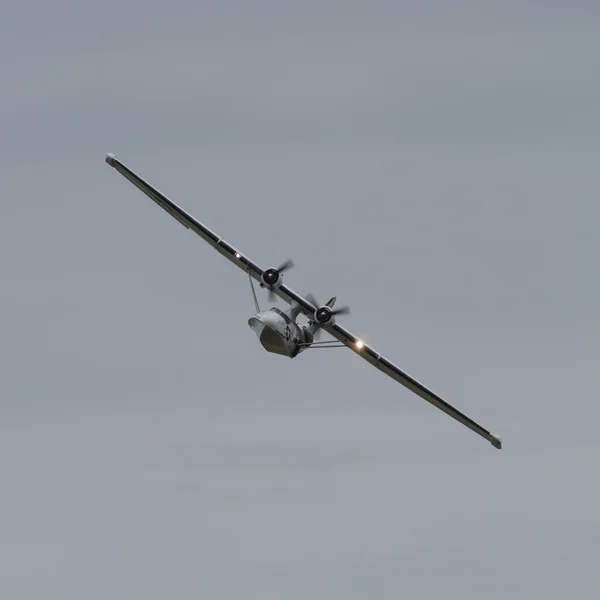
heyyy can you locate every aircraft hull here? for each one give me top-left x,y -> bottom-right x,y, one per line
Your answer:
248,314 -> 291,357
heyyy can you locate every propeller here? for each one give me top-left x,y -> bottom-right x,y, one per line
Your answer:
305,293 -> 350,338
261,259 -> 294,302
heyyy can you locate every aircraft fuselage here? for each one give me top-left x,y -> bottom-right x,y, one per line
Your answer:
248,308 -> 313,358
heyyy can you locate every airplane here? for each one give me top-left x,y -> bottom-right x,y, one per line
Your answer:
105,153 -> 502,450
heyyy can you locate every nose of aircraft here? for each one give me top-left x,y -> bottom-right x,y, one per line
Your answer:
248,316 -> 265,337
248,314 -> 289,356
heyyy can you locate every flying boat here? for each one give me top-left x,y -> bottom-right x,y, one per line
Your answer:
105,153 -> 502,450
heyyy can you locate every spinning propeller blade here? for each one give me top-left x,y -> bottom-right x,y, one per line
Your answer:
276,258 -> 294,273
265,259 -> 295,302
307,293 -> 350,316
306,292 -> 319,309
306,293 -> 350,338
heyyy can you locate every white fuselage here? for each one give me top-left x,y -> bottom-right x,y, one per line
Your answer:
248,307 -> 312,358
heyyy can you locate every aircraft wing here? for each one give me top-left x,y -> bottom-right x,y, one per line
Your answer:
105,153 -> 501,449
105,153 -> 266,282
321,320 -> 502,449
105,154 -> 321,311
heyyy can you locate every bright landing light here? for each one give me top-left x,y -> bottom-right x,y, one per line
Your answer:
355,339 -> 364,349
235,252 -> 241,259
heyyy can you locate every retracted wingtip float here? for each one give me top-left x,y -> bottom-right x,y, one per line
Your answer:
104,152 -> 503,450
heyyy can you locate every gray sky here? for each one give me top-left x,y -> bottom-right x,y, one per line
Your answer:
2,1 -> 599,598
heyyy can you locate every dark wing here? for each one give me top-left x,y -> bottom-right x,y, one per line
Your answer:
322,321 -> 502,449
105,153 -> 264,281
106,153 -> 501,449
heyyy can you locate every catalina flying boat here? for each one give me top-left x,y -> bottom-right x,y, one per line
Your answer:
105,153 -> 502,450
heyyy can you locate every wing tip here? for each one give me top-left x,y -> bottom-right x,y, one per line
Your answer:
105,152 -> 117,167
490,434 -> 502,450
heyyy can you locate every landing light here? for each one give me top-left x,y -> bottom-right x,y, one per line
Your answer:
235,252 -> 241,259
355,339 -> 364,349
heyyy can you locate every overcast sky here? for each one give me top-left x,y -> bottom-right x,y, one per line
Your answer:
2,1 -> 599,598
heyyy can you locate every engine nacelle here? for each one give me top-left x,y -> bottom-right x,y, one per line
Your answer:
261,268 -> 283,290
314,305 -> 334,325
260,260 -> 294,296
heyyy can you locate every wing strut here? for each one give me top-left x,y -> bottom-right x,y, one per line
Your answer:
248,272 -> 261,313
298,341 -> 346,348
